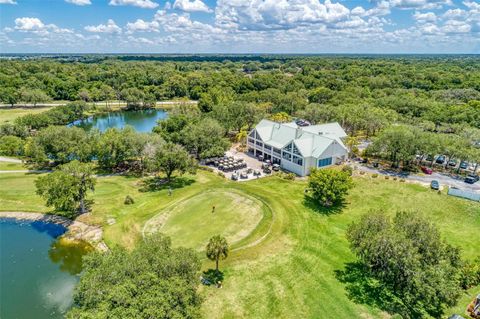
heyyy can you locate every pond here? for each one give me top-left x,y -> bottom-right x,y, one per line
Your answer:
72,108 -> 168,132
0,218 -> 92,319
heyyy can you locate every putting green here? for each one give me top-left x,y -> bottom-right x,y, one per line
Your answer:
144,189 -> 266,250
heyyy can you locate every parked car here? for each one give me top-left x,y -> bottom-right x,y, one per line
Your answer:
231,173 -> 239,181
360,158 -> 368,164
448,159 -> 457,167
426,154 -> 434,162
459,161 -> 468,170
436,155 -> 446,164
421,166 -> 432,175
430,180 -> 440,190
263,167 -> 272,174
253,170 -> 261,176
262,163 -> 270,169
465,174 -> 479,184
240,172 -> 248,179
272,164 -> 280,171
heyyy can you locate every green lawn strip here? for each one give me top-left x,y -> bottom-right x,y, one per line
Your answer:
0,161 -> 26,171
0,107 -> 52,124
0,170 -> 478,318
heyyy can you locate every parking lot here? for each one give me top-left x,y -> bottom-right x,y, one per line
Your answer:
354,161 -> 480,193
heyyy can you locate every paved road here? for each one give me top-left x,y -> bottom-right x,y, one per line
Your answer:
0,156 -> 22,163
0,100 -> 197,108
355,163 -> 480,193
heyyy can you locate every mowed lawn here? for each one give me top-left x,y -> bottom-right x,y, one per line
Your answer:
0,170 -> 479,318
0,107 -> 52,124
0,161 -> 26,171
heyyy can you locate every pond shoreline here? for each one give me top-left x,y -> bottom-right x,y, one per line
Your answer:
0,211 -> 108,251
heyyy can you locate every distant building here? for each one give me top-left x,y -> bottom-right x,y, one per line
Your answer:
247,119 -> 348,176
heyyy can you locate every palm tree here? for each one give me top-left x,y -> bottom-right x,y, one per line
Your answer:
206,235 -> 229,272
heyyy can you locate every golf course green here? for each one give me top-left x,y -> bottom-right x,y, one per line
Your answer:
144,189 -> 267,250
0,170 -> 479,318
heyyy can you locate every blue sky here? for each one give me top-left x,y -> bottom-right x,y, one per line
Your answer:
0,0 -> 479,53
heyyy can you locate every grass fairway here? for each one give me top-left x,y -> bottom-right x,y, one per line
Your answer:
0,161 -> 26,171
144,189 -> 265,250
0,107 -> 52,124
0,171 -> 479,318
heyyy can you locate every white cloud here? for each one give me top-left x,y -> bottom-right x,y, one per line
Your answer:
443,8 -> 467,20
14,17 -> 73,35
0,0 -> 17,4
173,0 -> 212,13
126,19 -> 160,33
85,19 -> 122,33
442,19 -> 472,33
14,17 -> 45,31
109,0 -> 158,9
215,0 -> 351,31
387,0 -> 452,10
413,11 -> 437,22
65,0 -> 91,5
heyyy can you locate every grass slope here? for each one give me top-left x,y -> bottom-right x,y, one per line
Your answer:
0,107 -> 52,124
0,171 -> 478,318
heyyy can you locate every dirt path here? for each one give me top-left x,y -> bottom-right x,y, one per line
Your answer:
0,211 -> 108,251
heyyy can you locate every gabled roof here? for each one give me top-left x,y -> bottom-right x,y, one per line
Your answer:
253,119 -> 347,158
302,122 -> 347,139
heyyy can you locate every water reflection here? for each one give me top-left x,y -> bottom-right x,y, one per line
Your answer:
49,237 -> 93,275
73,109 -> 167,133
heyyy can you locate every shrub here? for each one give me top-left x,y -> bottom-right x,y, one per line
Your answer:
341,165 -> 353,176
400,178 -> 405,182
199,165 -> 214,172
276,171 -> 296,180
0,135 -> 24,156
372,173 -> 378,178
124,195 -> 134,205
385,176 -> 390,180
359,171 -> 365,175
217,172 -> 225,178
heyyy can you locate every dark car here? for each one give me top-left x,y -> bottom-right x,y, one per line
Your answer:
448,159 -> 457,167
436,155 -> 446,164
421,166 -> 432,175
459,161 -> 468,170
263,167 -> 272,174
464,174 -> 479,184
430,180 -> 440,190
231,173 -> 239,181
426,154 -> 434,162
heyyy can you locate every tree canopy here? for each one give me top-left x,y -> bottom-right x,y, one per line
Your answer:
67,234 -> 202,319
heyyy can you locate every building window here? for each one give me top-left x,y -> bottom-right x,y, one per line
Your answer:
249,130 -> 256,138
282,152 -> 291,161
256,141 -> 263,147
318,157 -> 332,167
292,155 -> 303,166
284,143 -> 293,152
248,138 -> 255,144
292,144 -> 301,156
273,148 -> 281,155
264,144 -> 272,151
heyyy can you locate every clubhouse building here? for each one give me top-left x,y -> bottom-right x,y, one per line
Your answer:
247,119 -> 348,176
